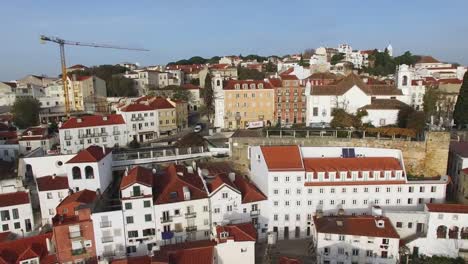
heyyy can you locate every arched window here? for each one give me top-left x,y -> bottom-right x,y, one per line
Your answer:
461,227 -> 468,239
85,166 -> 94,179
437,225 -> 447,238
402,76 -> 408,86
449,226 -> 459,239
216,80 -> 220,86
25,164 -> 33,180
72,166 -> 82,180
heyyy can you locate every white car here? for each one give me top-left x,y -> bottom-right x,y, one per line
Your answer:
193,125 -> 202,133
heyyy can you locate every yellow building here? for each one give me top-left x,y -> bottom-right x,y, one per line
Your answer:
68,75 -> 106,111
222,80 -> 275,129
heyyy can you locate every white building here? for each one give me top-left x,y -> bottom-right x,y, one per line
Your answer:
59,114 -> 128,154
18,126 -> 58,155
404,203 -> 468,259
119,166 -> 157,256
312,214 -> 400,264
92,209 -> 127,260
154,164 -> 211,246
65,145 -> 113,193
0,191 -> 34,235
249,145 -> 448,240
395,64 -> 426,110
306,73 -> 409,127
36,175 -> 69,225
337,44 -> 366,69
213,223 -> 257,264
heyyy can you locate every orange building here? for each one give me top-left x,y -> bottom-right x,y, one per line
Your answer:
269,75 -> 307,125
52,189 -> 98,263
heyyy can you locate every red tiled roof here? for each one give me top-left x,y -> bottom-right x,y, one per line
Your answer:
224,80 -> 273,90
19,126 -> 49,141
58,189 -> 96,206
361,99 -> 408,110
75,76 -> 92,81
36,176 -> 69,191
281,68 -> 294,75
120,97 -> 175,112
120,166 -> 154,190
426,203 -> 468,214
417,56 -> 440,64
368,85 -> 403,96
68,64 -> 87,69
154,164 -> 208,205
120,102 -> 154,112
280,74 -> 299,80
303,157 -> 402,172
209,173 -> 237,193
234,174 -> 267,203
438,78 -> 463,84
216,223 -> 257,243
209,64 -> 231,70
66,145 -> 112,163
0,192 -> 30,207
111,256 -> 151,264
311,73 -> 372,96
306,72 -> 338,80
0,131 -> 17,140
149,97 -> 176,109
61,114 -> 125,129
279,256 -> 303,264
152,240 -> 216,264
260,145 -> 303,171
0,232 -> 54,264
313,215 -> 399,238
268,78 -> 283,88
0,232 -> 12,242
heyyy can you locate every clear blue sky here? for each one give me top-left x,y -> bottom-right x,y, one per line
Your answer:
1,0 -> 467,80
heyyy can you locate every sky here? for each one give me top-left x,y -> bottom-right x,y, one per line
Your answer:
1,0 -> 467,80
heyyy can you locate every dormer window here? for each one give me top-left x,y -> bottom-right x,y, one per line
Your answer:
250,83 -> 256,89
169,191 -> 178,200
242,84 -> 248,89
258,83 -> 263,89
220,231 -> 229,238
235,84 -> 240,90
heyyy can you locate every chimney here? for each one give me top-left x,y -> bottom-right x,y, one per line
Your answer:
77,118 -> 82,123
371,206 -> 382,216
228,172 -> 236,183
376,219 -> 385,228
52,174 -> 56,180
103,116 -> 108,121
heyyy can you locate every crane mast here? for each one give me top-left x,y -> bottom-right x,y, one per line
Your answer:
40,35 -> 148,114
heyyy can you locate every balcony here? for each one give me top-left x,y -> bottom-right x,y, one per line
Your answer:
101,132 -> 108,136
102,236 -> 114,243
186,226 -> 197,232
185,212 -> 196,218
71,248 -> 86,256
69,231 -> 82,239
160,216 -> 173,223
100,221 -> 112,228
113,131 -> 121,135
64,135 -> 72,140
250,210 -> 260,216
130,190 -> 144,197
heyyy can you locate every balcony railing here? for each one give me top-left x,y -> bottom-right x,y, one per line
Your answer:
160,216 -> 173,223
113,131 -> 121,135
69,231 -> 82,239
185,212 -> 196,218
130,190 -> 144,197
102,236 -> 114,243
186,226 -> 197,232
250,210 -> 260,216
64,135 -> 72,140
71,248 -> 86,256
100,221 -> 112,228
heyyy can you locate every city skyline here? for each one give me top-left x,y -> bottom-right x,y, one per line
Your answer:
1,0 -> 468,80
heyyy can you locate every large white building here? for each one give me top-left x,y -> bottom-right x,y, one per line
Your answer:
249,145 -> 449,240
312,213 -> 400,264
36,175 -> 69,225
18,126 -> 58,155
305,73 -> 410,127
0,191 -> 34,235
59,114 -> 128,154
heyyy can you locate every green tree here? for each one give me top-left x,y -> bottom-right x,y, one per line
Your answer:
330,109 -> 366,129
410,254 -> 465,264
454,71 -> 468,128
265,62 -> 276,72
190,78 -> 200,86
237,66 -> 265,80
298,54 -> 310,67
164,85 -> 192,102
331,53 -> 345,65
423,86 -> 440,120
406,111 -> 426,132
202,74 -> 215,123
394,51 -> 419,66
12,97 -> 41,129
110,76 -> 137,97
397,106 -> 415,128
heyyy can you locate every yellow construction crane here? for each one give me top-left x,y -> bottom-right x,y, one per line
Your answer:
40,35 -> 149,114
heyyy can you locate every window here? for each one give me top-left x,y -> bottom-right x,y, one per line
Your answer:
1,210 -> 10,221
296,188 -> 301,195
12,209 -> 18,219
284,214 -> 289,221
145,214 -> 152,222
47,192 -> 52,199
308,189 -> 312,194
273,176 -> 278,182
72,166 -> 81,179
2,224 -> 8,231
408,198 -> 413,204
418,198 -> 424,204
396,222 -> 403,228
313,107 -> 318,116
125,202 -> 132,210
144,200 -> 151,208
308,200 -> 312,206
296,214 -> 300,221
214,208 -> 220,214
285,189 -> 290,195
203,206 -> 208,212
420,186 -> 425,192
397,199 -> 401,204
222,193 -> 228,199
364,187 -> 368,193
339,235 -> 345,241
296,201 -> 301,206
342,188 -> 346,193
431,186 -> 437,192
366,250 -> 373,257
227,205 -> 232,212
273,214 -> 278,221
324,247 -> 330,254
409,186 -> 414,193
126,216 -> 134,224
132,186 -> 141,196
386,187 -> 391,192
285,176 -> 290,182
381,251 -> 388,258
274,201 -> 278,206
408,222 -> 413,228
375,187 -> 380,193
285,201 -> 290,207
297,176 -> 301,182
273,189 -> 279,195
353,187 -> 357,193
352,248 -> 359,256
127,231 -> 138,238
14,222 -> 20,229
85,166 -> 94,179
338,247 -> 345,255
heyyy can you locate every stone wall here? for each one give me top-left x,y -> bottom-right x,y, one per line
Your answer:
230,131 -> 450,177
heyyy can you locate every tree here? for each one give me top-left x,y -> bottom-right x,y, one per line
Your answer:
190,78 -> 200,86
406,111 -> 426,132
12,97 -> 41,129
298,54 -> 310,67
330,109 -> 366,129
331,53 -> 345,65
165,85 -> 192,102
410,254 -> 465,264
202,74 -> 215,123
110,76 -> 137,97
394,51 -> 419,66
423,86 -> 440,120
303,48 -> 315,59
397,106 -> 415,128
454,71 -> 468,128
237,66 -> 265,80
265,61 -> 276,73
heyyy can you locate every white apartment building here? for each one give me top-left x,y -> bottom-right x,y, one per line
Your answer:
249,145 -> 448,240
124,70 -> 171,95
65,145 -> 113,193
92,208 -> 127,260
0,191 -> 34,235
312,214 -> 400,264
404,204 -> 468,259
213,223 -> 257,264
36,175 -> 69,225
18,126 -> 58,155
305,73 -> 410,127
154,164 -> 211,246
67,75 -> 106,111
395,64 -> 426,110
119,166 -> 157,256
59,114 -> 128,154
